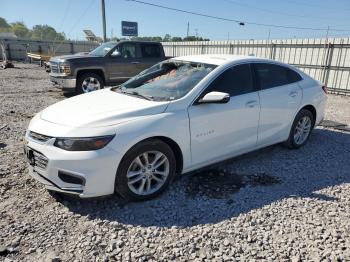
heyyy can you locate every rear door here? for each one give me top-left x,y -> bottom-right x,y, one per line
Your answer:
188,63 -> 260,167
253,63 -> 303,146
139,43 -> 165,70
106,42 -> 141,83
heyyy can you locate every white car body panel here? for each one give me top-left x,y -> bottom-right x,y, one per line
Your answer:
188,92 -> 260,167
25,54 -> 327,198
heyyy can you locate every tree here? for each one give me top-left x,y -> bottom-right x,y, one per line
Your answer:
10,22 -> 30,38
31,25 -> 65,41
183,36 -> 209,41
0,17 -> 11,32
163,34 -> 171,42
171,36 -> 182,42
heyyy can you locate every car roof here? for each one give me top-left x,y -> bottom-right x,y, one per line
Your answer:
172,54 -> 266,66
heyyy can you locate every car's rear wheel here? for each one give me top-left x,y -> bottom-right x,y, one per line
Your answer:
76,73 -> 104,94
284,109 -> 314,149
115,139 -> 176,201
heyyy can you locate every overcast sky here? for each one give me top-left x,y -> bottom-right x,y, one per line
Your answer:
1,0 -> 350,40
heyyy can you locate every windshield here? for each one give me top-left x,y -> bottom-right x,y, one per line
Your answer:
89,42 -> 117,57
112,60 -> 216,101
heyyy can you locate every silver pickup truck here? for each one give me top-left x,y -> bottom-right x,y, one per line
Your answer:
49,41 -> 169,94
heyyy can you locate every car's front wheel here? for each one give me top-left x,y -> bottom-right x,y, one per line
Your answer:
115,139 -> 176,201
285,109 -> 314,149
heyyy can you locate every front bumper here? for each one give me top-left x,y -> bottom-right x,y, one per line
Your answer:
50,74 -> 76,91
24,132 -> 121,198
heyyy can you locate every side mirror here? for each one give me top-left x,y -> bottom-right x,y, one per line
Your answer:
111,50 -> 121,57
198,91 -> 230,104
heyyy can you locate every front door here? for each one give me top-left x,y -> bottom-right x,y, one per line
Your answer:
188,63 -> 260,167
107,43 -> 142,83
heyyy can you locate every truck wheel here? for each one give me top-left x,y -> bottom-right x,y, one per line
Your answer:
76,73 -> 104,94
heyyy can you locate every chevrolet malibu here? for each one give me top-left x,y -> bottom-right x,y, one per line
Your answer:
25,55 -> 327,201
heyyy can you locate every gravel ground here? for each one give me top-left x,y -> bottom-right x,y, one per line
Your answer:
1,63 -> 350,262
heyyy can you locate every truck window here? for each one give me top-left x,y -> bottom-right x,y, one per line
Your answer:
119,43 -> 137,59
141,44 -> 161,58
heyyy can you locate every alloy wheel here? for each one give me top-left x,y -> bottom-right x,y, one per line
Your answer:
293,116 -> 312,145
126,151 -> 170,196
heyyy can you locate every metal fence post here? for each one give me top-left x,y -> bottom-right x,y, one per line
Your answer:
201,44 -> 205,54
270,43 -> 276,60
70,42 -> 74,54
322,43 -> 334,86
229,43 -> 233,54
6,43 -> 11,60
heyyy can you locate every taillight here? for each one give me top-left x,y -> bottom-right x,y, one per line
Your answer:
321,85 -> 328,94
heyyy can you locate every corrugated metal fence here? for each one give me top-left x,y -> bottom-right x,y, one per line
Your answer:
0,37 -> 98,61
162,38 -> 350,95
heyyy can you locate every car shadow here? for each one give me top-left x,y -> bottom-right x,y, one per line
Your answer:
56,128 -> 350,227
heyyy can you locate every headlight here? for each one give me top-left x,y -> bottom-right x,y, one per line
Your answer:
59,63 -> 71,75
54,135 -> 115,151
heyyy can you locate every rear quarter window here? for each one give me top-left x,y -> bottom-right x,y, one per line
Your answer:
141,44 -> 162,58
254,63 -> 302,90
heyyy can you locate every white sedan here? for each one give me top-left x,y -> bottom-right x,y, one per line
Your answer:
25,55 -> 327,201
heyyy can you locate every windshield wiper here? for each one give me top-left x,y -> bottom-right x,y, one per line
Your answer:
119,90 -> 154,101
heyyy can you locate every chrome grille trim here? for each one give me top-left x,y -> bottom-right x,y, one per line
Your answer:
50,62 -> 59,73
28,131 -> 53,143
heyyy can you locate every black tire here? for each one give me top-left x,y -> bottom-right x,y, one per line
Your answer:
284,109 -> 314,149
115,139 -> 176,201
76,72 -> 104,94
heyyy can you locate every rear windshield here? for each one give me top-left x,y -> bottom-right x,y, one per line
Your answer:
112,60 -> 216,101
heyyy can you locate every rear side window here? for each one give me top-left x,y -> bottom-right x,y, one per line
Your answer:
141,44 -> 162,58
206,64 -> 255,96
254,63 -> 302,90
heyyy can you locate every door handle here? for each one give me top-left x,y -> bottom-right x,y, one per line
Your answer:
245,100 -> 258,108
289,91 -> 298,97
131,61 -> 140,64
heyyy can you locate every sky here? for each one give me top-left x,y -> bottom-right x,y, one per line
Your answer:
1,0 -> 350,41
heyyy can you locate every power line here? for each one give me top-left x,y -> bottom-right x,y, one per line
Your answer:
126,0 -> 350,32
222,0 -> 335,21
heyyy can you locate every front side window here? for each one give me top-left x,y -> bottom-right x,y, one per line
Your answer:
254,63 -> 301,90
205,64 -> 254,97
118,43 -> 137,59
111,60 -> 216,101
89,42 -> 117,57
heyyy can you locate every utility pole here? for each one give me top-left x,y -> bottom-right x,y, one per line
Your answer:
101,0 -> 107,42
187,22 -> 189,37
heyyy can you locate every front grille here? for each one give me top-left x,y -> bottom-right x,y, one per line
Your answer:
50,62 -> 59,73
32,149 -> 49,170
29,131 -> 52,143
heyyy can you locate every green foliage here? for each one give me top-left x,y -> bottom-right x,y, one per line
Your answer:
130,36 -> 163,42
183,36 -> 209,41
10,22 -> 30,38
0,17 -> 11,30
31,25 -> 65,41
0,17 -> 65,40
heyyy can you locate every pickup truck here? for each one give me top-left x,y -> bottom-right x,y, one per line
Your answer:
49,41 -> 169,94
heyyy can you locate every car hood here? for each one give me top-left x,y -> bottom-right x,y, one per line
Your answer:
50,53 -> 96,63
40,89 -> 170,127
